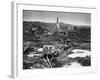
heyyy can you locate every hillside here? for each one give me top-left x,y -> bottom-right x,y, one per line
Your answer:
23,21 -> 91,44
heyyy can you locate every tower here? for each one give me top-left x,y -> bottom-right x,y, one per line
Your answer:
57,17 -> 59,23
56,17 -> 60,29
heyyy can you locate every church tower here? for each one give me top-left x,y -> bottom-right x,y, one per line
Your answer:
56,17 -> 60,29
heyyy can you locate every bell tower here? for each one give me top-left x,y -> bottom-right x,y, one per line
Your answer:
57,17 -> 59,23
56,17 -> 62,32
56,17 -> 60,29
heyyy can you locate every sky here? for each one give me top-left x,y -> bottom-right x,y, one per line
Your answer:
23,10 -> 91,25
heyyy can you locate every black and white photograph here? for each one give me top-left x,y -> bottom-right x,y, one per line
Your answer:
23,10 -> 91,69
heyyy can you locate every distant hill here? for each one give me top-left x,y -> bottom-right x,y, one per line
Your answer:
23,21 -> 91,43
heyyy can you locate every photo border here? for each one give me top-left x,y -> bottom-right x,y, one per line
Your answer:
11,1 -> 97,78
